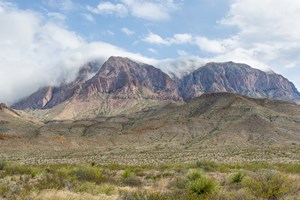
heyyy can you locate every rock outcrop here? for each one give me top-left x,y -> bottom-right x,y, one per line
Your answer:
179,62 -> 300,102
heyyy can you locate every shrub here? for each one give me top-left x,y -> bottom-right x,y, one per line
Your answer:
229,170 -> 245,184
216,189 -> 255,200
187,171 -> 203,181
188,175 -> 218,197
35,173 -> 67,190
168,177 -> 188,190
0,161 -> 5,171
3,163 -> 33,176
69,166 -> 106,183
122,169 -> 135,179
242,170 -> 293,200
74,182 -> 115,196
122,176 -> 142,187
0,182 -> 9,197
121,191 -> 171,200
194,160 -> 218,172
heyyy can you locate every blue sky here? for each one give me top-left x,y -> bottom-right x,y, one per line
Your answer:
0,0 -> 300,104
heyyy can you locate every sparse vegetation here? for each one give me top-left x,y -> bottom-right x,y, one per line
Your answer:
242,170 -> 294,200
0,161 -> 298,199
229,170 -> 245,184
188,174 -> 218,197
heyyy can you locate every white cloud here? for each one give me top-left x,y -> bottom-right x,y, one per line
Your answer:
46,0 -> 76,12
0,2 -> 156,105
47,12 -> 66,22
217,0 -> 300,86
121,27 -> 134,36
143,32 -> 194,46
143,32 -> 226,53
88,2 -> 128,17
89,0 -> 179,21
81,13 -> 95,22
143,32 -> 169,45
194,36 -> 225,53
148,48 -> 157,54
172,33 -> 193,44
177,50 -> 188,56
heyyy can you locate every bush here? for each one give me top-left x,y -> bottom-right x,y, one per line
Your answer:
3,163 -> 33,176
229,170 -> 245,184
194,160 -> 218,172
35,173 -> 67,190
188,175 -> 218,197
242,170 -> 293,200
187,171 -> 203,181
121,191 -> 171,200
169,177 -> 188,190
69,166 -> 106,183
0,182 -> 9,197
122,169 -> 135,179
0,161 -> 5,171
122,176 -> 142,187
75,182 -> 115,196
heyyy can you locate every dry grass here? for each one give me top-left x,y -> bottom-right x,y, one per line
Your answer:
0,161 -> 298,200
30,190 -> 118,200
0,134 -> 21,140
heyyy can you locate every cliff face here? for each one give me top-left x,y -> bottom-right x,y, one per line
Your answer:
179,62 -> 300,102
12,62 -> 100,110
81,56 -> 181,100
11,58 -> 300,120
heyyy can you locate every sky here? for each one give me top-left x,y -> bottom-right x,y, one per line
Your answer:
0,0 -> 300,105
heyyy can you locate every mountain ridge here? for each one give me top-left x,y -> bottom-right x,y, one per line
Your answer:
11,56 -> 300,120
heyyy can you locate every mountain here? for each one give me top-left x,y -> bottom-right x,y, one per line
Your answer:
12,57 -> 182,120
0,103 -> 41,140
80,56 -> 181,100
179,62 -> 300,102
11,57 -> 300,120
5,93 -> 300,148
12,61 -> 100,110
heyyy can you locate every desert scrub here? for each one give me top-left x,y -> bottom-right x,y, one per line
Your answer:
188,174 -> 218,198
121,170 -> 142,187
74,182 -> 116,196
2,162 -> 33,176
242,170 -> 293,200
193,160 -> 219,172
168,176 -> 188,190
229,170 -> 245,184
69,165 -> 107,183
187,171 -> 203,181
0,161 -> 5,170
0,181 -> 9,197
121,191 -> 172,200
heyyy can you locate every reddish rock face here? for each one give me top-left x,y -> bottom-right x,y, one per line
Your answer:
179,62 -> 300,102
12,57 -> 182,110
81,56 -> 181,100
11,57 -> 300,112
0,103 -> 8,110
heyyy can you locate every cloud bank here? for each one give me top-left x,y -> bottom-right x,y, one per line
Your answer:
88,0 -> 180,21
0,2 -> 155,105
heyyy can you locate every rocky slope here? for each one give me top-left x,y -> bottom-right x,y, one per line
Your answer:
179,62 -> 300,102
12,57 -> 182,120
0,103 -> 41,139
11,57 -> 300,120
4,93 -> 300,147
12,62 -> 100,110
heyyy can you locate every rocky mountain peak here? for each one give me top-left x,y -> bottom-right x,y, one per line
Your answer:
82,56 -> 181,100
11,57 -> 300,120
179,62 -> 300,102
0,103 -> 8,110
